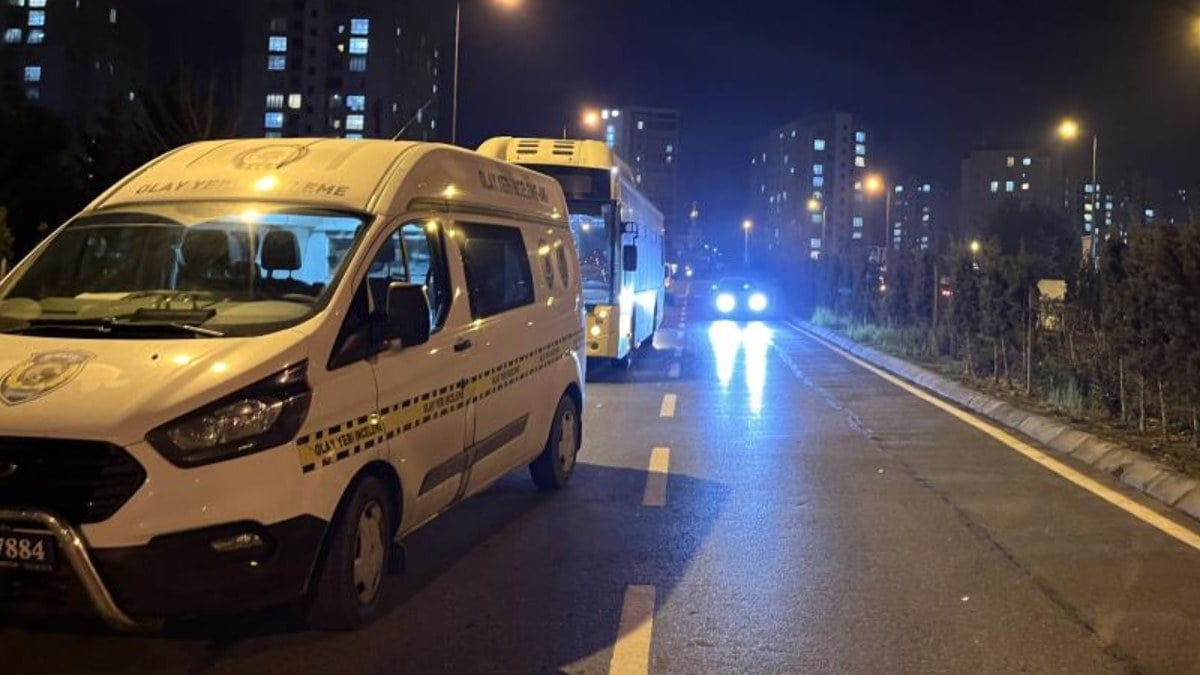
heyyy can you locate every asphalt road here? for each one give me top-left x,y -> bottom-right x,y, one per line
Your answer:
5,290 -> 1200,674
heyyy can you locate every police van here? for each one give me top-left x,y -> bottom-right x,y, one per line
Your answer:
0,139 -> 585,630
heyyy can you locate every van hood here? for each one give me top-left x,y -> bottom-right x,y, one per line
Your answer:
0,331 -> 310,447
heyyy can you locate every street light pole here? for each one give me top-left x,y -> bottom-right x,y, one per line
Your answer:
451,1 -> 462,146
742,219 -> 753,266
1090,133 -> 1099,259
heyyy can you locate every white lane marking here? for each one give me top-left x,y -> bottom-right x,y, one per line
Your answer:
668,363 -> 682,379
609,585 -> 656,675
789,322 -> 1200,553
659,394 -> 677,418
643,447 -> 670,507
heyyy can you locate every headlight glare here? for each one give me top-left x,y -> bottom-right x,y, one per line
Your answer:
716,293 -> 736,314
749,293 -> 769,312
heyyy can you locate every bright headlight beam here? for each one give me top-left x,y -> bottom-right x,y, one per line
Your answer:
716,293 -> 736,314
749,293 -> 768,313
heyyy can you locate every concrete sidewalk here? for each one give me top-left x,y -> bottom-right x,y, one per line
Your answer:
799,321 -> 1200,524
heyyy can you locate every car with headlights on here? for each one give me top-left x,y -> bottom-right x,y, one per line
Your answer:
710,277 -> 775,319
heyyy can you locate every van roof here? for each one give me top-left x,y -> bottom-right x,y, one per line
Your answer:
89,138 -> 570,226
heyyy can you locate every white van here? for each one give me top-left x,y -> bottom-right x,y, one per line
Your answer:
0,139 -> 585,630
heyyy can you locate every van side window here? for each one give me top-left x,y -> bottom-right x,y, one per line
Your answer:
538,239 -> 555,290
458,223 -> 535,319
364,222 -> 450,327
555,241 -> 570,286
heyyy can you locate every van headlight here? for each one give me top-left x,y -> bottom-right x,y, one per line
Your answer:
716,293 -> 736,314
148,362 -> 312,468
749,293 -> 769,313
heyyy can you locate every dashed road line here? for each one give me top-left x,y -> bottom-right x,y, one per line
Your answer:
659,394 -> 677,418
609,585 -> 657,675
787,320 -> 1200,553
643,447 -> 670,507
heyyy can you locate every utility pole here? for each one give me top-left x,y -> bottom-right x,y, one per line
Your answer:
930,262 -> 939,355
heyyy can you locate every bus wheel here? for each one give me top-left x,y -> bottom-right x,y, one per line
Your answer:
307,475 -> 393,630
530,395 -> 581,490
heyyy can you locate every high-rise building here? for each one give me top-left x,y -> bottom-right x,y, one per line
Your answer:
600,107 -> 682,255
237,0 -> 441,141
890,180 -> 952,252
0,0 -> 147,132
749,112 -> 875,261
959,148 -> 1063,236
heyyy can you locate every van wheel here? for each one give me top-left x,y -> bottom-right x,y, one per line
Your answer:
307,476 -> 393,630
530,395 -> 581,490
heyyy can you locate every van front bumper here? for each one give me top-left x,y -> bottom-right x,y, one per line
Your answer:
0,508 -> 327,630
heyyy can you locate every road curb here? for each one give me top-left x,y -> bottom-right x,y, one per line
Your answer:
797,321 -> 1200,524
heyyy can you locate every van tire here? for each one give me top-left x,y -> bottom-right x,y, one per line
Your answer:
306,475 -> 394,631
530,395 -> 581,490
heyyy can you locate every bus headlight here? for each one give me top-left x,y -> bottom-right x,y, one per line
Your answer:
597,308 -> 610,321
749,293 -> 769,313
590,325 -> 603,338
716,293 -> 736,314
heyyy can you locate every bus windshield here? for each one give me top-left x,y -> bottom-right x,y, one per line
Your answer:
0,202 -> 369,338
568,200 -> 615,305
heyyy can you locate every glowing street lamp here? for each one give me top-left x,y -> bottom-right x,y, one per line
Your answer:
742,219 -> 753,266
1057,117 -> 1099,258
452,0 -> 523,146
582,109 -> 601,129
969,240 -> 982,255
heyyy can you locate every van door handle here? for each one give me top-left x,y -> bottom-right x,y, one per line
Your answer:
454,339 -> 473,353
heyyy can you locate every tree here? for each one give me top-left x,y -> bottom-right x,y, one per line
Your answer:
0,97 -> 86,256
949,243 -> 982,375
134,73 -> 241,157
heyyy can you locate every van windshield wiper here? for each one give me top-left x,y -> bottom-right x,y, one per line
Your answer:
4,317 -> 225,339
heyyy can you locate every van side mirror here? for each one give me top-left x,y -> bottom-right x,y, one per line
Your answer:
375,282 -> 431,347
622,245 -> 639,272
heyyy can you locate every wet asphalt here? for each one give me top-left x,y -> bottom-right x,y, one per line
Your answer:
4,289 -> 1200,674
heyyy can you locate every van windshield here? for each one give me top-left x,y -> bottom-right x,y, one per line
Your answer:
0,202 -> 370,338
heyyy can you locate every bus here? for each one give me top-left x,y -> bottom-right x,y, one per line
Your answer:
479,137 -> 666,367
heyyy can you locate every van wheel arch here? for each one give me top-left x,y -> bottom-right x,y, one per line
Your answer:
309,462 -> 404,587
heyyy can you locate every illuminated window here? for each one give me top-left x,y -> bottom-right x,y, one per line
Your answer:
349,37 -> 369,54
346,114 -> 364,131
855,143 -> 866,156
813,139 -> 826,151
27,29 -> 43,43
266,93 -> 284,109
349,57 -> 367,72
1005,181 -> 1015,192
813,164 -> 824,175
346,133 -> 363,140
346,94 -> 366,112
268,36 -> 288,53
264,112 -> 284,129
267,55 -> 286,70
3,29 -> 20,43
30,0 -> 47,6
990,181 -> 999,193
811,214 -> 822,224
853,216 -> 864,228
852,231 -> 863,240
350,18 -> 370,35
287,94 -> 302,110
28,10 -> 45,26
1006,156 -> 1015,167
1022,157 -> 1032,166
813,176 -> 825,188
24,66 -> 41,82
1020,182 -> 1030,191
109,8 -> 117,23
810,238 -> 822,249
854,156 -> 866,168
894,185 -> 904,193
637,120 -> 644,130
855,131 -> 866,143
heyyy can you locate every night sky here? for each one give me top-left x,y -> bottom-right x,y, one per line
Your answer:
454,0 -> 1200,243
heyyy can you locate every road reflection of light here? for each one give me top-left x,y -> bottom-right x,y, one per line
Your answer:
743,322 -> 773,416
709,321 -> 742,389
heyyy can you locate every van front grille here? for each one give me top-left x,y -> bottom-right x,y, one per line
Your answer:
0,438 -> 146,525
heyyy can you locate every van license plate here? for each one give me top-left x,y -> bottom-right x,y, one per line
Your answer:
0,530 -> 56,573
